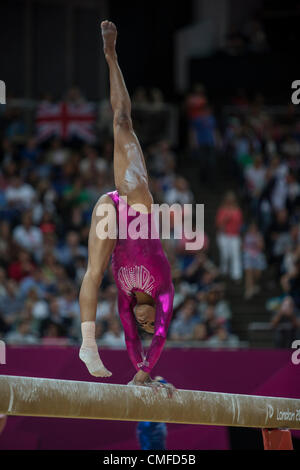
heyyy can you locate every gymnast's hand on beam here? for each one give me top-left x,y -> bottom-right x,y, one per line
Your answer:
128,371 -> 176,398
128,370 -> 152,386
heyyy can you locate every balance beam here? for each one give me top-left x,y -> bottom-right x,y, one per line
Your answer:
0,375 -> 300,429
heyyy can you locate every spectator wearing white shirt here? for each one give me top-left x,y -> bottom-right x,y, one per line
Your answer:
165,176 -> 193,205
45,137 -> 70,167
5,175 -> 36,210
13,211 -> 43,256
79,145 -> 108,176
101,318 -> 125,348
244,154 -> 266,200
267,156 -> 289,211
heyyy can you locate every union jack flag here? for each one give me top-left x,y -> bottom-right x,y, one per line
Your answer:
35,100 -> 96,143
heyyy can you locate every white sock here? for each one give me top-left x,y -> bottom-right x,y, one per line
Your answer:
79,321 -> 112,378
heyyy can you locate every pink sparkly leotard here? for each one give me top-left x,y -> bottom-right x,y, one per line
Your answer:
107,190 -> 174,374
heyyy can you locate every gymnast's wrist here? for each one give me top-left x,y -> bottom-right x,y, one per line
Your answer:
134,370 -> 151,383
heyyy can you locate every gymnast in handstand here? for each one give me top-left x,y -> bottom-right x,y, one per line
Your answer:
79,21 -> 174,388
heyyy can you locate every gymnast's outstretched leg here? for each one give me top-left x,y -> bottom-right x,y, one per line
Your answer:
101,20 -> 153,211
79,21 -> 154,378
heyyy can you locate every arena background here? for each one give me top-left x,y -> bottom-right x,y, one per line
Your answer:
0,0 -> 300,450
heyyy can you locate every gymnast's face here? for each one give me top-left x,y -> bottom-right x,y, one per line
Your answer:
134,304 -> 155,334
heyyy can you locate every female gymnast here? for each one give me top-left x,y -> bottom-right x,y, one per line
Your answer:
79,21 -> 174,388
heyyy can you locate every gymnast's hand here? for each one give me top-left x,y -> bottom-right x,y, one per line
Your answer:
128,371 -> 176,398
128,370 -> 152,386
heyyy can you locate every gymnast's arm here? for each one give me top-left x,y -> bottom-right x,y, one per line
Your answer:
126,285 -> 176,391
118,286 -> 174,386
117,291 -> 145,374
79,194 -> 116,323
142,284 -> 175,374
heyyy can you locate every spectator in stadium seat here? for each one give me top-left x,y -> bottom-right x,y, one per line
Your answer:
169,297 -> 200,341
199,286 -> 232,326
281,136 -> 300,160
244,154 -> 266,217
45,137 -> 70,169
5,319 -> 39,345
199,305 -> 223,338
193,323 -> 208,341
282,242 -> 300,279
281,258 -> 300,309
216,191 -> 243,281
188,95 -> 218,187
55,231 -> 87,268
57,286 -> 80,325
286,170 -> 300,215
79,145 -> 108,176
269,209 -> 291,275
8,250 -> 35,282
150,88 -> 165,110
183,251 -> 219,286
269,156 -> 289,211
148,140 -> 176,179
270,296 -> 300,348
0,221 -> 11,264
132,86 -> 148,107
13,211 -> 43,257
101,318 -> 126,348
5,174 -> 36,211
244,19 -> 269,54
0,279 -> 22,325
206,325 -> 240,348
3,105 -> 26,142
62,177 -> 91,209
39,297 -> 67,337
243,222 -> 266,299
165,176 -> 193,206
41,322 -> 70,346
20,136 -> 40,166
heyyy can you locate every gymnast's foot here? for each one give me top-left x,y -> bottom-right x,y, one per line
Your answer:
79,346 -> 112,378
101,20 -> 117,61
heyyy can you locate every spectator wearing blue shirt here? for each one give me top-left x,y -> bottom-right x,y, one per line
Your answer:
190,104 -> 218,187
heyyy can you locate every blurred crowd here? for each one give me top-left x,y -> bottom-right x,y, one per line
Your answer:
1,78 -> 300,350
223,17 -> 269,56
0,86 -> 239,349
185,81 -> 300,347
220,93 -> 300,346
